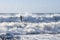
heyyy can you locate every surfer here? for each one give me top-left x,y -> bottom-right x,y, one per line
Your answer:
20,15 -> 23,22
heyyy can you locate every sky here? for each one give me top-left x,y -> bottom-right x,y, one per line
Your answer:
0,0 -> 60,13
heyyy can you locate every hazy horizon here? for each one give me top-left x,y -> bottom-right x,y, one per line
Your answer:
0,0 -> 60,13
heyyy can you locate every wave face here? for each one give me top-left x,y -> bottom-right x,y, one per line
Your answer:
0,13 -> 60,34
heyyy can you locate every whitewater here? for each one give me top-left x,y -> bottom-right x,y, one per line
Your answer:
0,13 -> 60,40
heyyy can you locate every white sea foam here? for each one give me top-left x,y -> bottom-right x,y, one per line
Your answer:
0,13 -> 60,40
0,21 -> 60,34
0,13 -> 60,34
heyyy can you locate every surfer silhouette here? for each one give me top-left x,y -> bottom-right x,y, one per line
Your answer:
20,16 -> 22,22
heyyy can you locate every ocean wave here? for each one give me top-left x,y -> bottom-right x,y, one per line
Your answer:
0,21 -> 60,34
0,13 -> 60,23
0,13 -> 60,34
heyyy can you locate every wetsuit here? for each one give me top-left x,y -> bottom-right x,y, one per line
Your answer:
20,16 -> 22,22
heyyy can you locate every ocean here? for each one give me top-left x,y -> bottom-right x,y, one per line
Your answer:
0,13 -> 60,40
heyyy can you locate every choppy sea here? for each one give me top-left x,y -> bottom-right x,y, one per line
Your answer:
0,13 -> 60,40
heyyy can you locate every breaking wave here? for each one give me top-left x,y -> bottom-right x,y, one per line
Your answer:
0,13 -> 60,34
